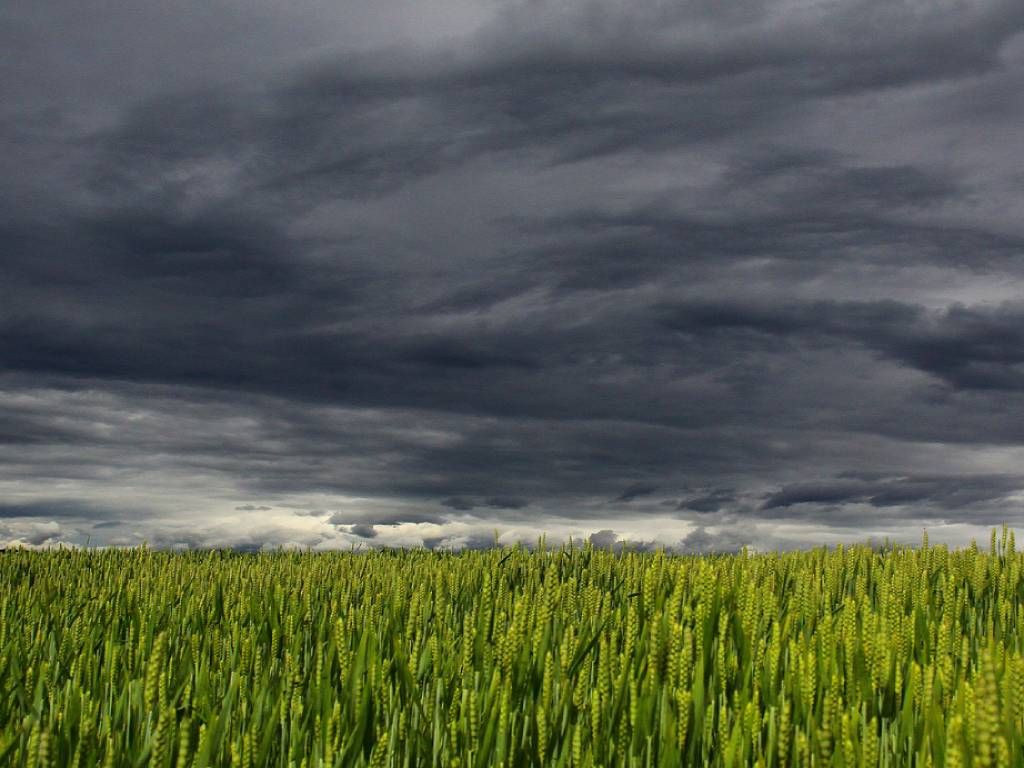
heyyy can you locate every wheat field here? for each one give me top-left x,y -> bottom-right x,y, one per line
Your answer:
1,530 -> 1021,766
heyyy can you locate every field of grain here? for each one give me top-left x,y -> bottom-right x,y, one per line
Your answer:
1,531 -> 1022,766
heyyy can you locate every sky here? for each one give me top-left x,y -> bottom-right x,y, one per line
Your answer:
3,0 -> 1024,551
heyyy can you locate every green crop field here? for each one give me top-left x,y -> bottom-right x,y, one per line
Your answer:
2,530 -> 1023,767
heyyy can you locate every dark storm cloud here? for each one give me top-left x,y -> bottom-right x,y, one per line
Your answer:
441,497 -> 476,512
761,475 -> 1022,513
348,523 -> 378,539
0,500 -> 114,520
662,300 -> 1024,392
614,484 -> 659,503
535,203 -> 1024,299
3,0 -> 1024,548
484,496 -> 530,510
678,491 -> 736,514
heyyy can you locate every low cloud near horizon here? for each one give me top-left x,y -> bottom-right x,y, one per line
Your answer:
3,0 -> 1024,551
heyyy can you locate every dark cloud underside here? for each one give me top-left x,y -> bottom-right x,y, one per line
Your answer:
2,0 -> 1024,549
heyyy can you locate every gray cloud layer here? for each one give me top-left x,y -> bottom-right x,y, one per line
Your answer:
2,0 -> 1024,550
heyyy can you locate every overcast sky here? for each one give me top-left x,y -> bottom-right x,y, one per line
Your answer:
3,0 -> 1024,551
